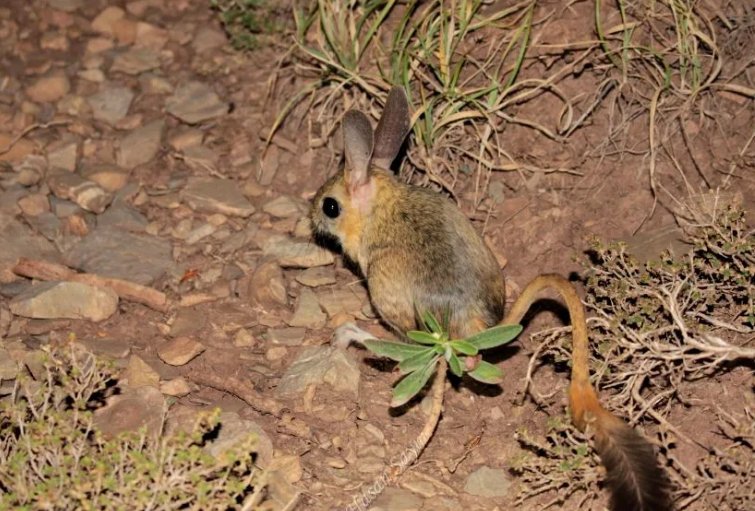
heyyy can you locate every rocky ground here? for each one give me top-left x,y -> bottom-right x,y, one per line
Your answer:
0,1 -> 752,510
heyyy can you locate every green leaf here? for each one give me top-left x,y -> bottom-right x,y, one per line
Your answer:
450,340 -> 478,356
468,360 -> 504,385
391,358 -> 439,407
447,353 -> 463,377
421,310 -> 443,335
397,350 -> 438,375
362,339 -> 428,362
407,330 -> 441,345
466,324 -> 523,350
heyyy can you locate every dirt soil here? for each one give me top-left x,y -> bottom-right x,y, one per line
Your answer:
0,1 -> 752,510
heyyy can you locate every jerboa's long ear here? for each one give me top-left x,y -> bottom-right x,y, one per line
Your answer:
372,87 -> 411,170
343,110 -> 374,193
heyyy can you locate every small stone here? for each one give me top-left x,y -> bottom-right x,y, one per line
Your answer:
110,47 -> 161,75
94,386 -> 164,438
295,267 -> 336,287
205,412 -> 273,467
248,260 -> 288,308
265,346 -> 287,361
91,6 -> 125,36
9,281 -> 118,322
111,17 -> 137,45
243,179 -> 266,197
15,155 -> 47,186
261,234 -> 335,268
47,140 -> 78,171
25,70 -> 70,103
40,32 -> 70,51
232,328 -> 256,347
0,135 -> 35,163
134,22 -> 169,50
160,376 -> 193,397
86,37 -> 114,54
47,172 -> 112,214
80,338 -> 131,359
184,223 -> 216,245
181,177 -> 255,217
464,466 -> 512,498
81,164 -> 130,192
166,81 -> 228,124
317,288 -> 367,317
276,346 -> 360,397
292,216 -> 312,238
0,347 -> 19,380
88,86 -> 134,125
269,455 -> 303,484
262,195 -> 306,219
117,119 -> 164,169
63,227 -> 173,285
122,355 -> 160,388
267,327 -> 307,346
17,193 -> 50,216
371,488 -> 423,511
259,145 -> 279,186
139,73 -> 173,94
79,69 -> 105,83
157,336 -> 205,366
192,27 -> 227,52
168,128 -> 203,151
288,288 -> 326,328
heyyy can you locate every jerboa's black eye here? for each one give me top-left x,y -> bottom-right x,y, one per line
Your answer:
322,197 -> 340,218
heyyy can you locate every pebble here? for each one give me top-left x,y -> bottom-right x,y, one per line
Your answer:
9,281 -> 118,322
87,86 -> 135,125
166,81 -> 228,124
46,139 -> 78,171
81,164 -> 130,192
47,171 -> 113,214
90,6 -> 126,36
262,195 -> 307,219
181,177 -> 255,217
17,193 -> 50,216
0,212 -> 61,282
371,488 -> 423,511
265,346 -> 287,361
464,466 -> 512,498
110,47 -> 161,75
97,203 -> 148,232
168,128 -> 204,151
204,411 -> 274,467
0,347 -> 19,380
261,234 -> 335,268
276,346 -> 360,397
15,154 -> 46,186
248,260 -> 288,308
160,376 -> 193,397
0,134 -> 35,163
117,119 -> 164,169
192,27 -> 227,53
232,328 -> 256,347
295,267 -> 336,287
94,385 -> 164,438
47,0 -> 84,12
157,336 -> 206,366
317,288 -> 367,317
134,22 -> 169,50
267,327 -> 307,346
25,70 -> 70,103
80,337 -> 131,359
185,223 -> 216,245
63,227 -> 174,285
287,288 -> 326,328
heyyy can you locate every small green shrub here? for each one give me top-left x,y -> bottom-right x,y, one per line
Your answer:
0,345 -> 267,510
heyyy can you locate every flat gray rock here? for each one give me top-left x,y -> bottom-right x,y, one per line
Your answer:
166,81 -> 228,124
117,120 -> 164,169
87,86 -> 134,125
9,281 -> 118,322
464,466 -> 512,498
181,177 -> 255,217
110,47 -> 161,75
0,212 -> 61,282
276,346 -> 360,397
64,227 -> 174,285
